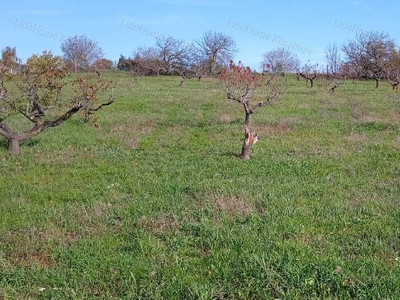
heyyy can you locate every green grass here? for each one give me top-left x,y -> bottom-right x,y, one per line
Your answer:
1,73 -> 400,299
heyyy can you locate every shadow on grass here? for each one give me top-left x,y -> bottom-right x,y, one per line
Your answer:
0,139 -> 8,152
161,117 -> 244,129
22,139 -> 40,148
222,151 -> 241,158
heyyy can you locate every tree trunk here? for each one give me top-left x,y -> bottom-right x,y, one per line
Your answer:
243,103 -> 252,126
0,103 -> 87,155
375,78 -> 379,88
244,112 -> 252,126
310,78 -> 314,88
240,129 -> 258,160
8,137 -> 20,155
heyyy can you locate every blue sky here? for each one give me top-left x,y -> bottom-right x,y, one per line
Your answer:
3,0 -> 399,71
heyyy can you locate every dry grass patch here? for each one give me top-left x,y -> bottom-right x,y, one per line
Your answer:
108,123 -> 156,149
69,201 -> 124,237
295,233 -> 327,249
253,119 -> 294,137
345,132 -> 369,152
136,195 -> 255,238
346,132 -> 368,144
213,194 -> 255,220
137,213 -> 179,236
218,113 -> 237,124
350,101 -> 400,125
32,147 -> 95,165
0,200 -> 126,269
391,136 -> 400,150
0,227 -> 78,269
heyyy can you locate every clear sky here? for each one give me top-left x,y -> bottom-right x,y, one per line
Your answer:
3,0 -> 399,71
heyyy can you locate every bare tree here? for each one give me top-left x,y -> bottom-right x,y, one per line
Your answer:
132,46 -> 167,77
342,31 -> 396,88
297,62 -> 319,87
61,35 -> 104,72
339,62 -> 359,83
156,36 -> 190,74
382,48 -> 400,91
178,69 -> 202,87
194,31 -> 238,76
219,60 -> 286,159
0,51 -> 114,155
261,48 -> 300,76
325,43 -> 342,77
187,44 -> 209,76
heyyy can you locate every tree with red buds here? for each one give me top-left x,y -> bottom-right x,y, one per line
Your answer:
219,60 -> 286,159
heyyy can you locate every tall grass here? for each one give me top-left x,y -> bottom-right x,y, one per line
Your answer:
1,72 -> 400,299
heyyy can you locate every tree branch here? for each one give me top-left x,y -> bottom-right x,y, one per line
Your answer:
87,99 -> 115,113
0,92 -> 36,123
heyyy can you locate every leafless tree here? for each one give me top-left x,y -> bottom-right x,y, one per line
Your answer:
261,48 -> 300,76
382,48 -> 400,91
342,31 -> 396,88
61,35 -> 104,72
297,62 -> 319,87
132,46 -> 167,77
194,30 -> 238,76
156,36 -> 190,74
177,44 -> 210,86
325,43 -> 342,77
339,62 -> 359,82
178,69 -> 202,87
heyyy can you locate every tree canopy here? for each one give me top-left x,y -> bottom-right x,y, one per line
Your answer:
0,50 -> 114,155
61,35 -> 104,72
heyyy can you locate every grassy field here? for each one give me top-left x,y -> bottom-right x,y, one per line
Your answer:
1,72 -> 400,299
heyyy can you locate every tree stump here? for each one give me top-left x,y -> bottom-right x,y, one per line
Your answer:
240,128 -> 258,160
